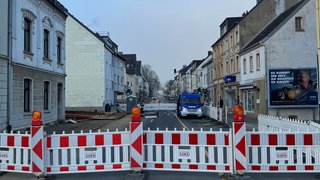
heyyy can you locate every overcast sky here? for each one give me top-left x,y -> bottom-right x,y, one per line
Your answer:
59,0 -> 257,85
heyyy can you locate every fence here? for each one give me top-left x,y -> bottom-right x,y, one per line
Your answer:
1,112 -> 320,177
118,103 -> 176,112
258,114 -> 320,132
246,130 -> 320,172
143,103 -> 176,111
201,106 -> 225,123
143,127 -> 232,173
44,130 -> 131,174
0,131 -> 31,173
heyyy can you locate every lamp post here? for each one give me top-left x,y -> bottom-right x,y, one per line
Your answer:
187,73 -> 200,92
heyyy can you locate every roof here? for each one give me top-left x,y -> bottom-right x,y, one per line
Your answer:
240,0 -> 308,53
47,0 -> 68,17
211,17 -> 242,47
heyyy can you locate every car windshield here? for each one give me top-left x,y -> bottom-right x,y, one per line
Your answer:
181,98 -> 200,105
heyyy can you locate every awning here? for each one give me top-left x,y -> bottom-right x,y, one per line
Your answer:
239,85 -> 255,90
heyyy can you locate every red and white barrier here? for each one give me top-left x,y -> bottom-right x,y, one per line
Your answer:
233,122 -> 247,173
246,132 -> 320,172
31,126 -> 44,176
1,110 -> 320,176
44,131 -> 131,174
143,128 -> 232,173
0,132 -> 31,173
130,122 -> 143,169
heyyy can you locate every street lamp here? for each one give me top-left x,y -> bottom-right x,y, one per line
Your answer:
187,73 -> 200,92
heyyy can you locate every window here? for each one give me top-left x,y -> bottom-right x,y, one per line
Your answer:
236,56 -> 239,72
24,79 -> 32,112
235,31 -> 238,42
243,59 -> 247,74
22,9 -> 36,55
231,59 -> 234,73
24,18 -> 31,52
226,61 -> 229,74
44,29 -> 50,59
57,37 -> 62,64
56,31 -> 64,65
230,35 -> 233,46
244,90 -> 255,112
256,53 -> 260,71
44,81 -> 50,110
250,56 -> 253,72
295,17 -> 304,31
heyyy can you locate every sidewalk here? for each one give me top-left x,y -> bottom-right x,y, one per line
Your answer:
44,111 -> 129,134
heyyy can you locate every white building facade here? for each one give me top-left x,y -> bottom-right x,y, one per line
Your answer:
8,0 -> 67,130
240,0 -> 318,120
65,15 -> 125,111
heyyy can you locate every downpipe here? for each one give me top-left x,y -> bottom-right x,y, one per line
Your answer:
6,0 -> 12,132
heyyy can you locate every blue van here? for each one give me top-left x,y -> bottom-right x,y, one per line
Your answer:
177,93 -> 203,118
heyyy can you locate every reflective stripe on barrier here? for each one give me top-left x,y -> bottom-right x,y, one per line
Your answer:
31,126 -> 44,176
233,122 -> 247,173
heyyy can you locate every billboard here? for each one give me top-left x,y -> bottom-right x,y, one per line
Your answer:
269,68 -> 318,107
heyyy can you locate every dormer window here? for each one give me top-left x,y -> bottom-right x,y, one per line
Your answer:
295,17 -> 304,31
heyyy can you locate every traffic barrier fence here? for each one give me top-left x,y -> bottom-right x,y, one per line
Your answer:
1,113 -> 320,177
258,114 -> 320,132
201,106 -> 224,123
143,127 -> 232,173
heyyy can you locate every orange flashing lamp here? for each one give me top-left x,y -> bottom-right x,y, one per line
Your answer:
131,106 -> 141,122
233,102 -> 244,122
32,110 -> 43,126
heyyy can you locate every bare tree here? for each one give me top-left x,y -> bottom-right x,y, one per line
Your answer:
142,64 -> 161,98
163,80 -> 174,100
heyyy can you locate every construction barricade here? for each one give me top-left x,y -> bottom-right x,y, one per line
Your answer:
0,109 -> 320,177
143,128 -> 232,173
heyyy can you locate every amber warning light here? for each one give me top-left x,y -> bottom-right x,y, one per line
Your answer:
131,106 -> 141,122
32,110 -> 43,126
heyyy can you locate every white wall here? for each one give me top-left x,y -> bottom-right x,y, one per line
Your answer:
240,47 -> 266,84
104,48 -> 113,105
65,16 -> 105,108
267,1 -> 317,69
265,0 -> 318,121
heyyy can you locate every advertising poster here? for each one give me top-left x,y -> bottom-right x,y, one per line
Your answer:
269,68 -> 318,107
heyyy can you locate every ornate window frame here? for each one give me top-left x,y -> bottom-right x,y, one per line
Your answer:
56,31 -> 65,67
42,16 -> 54,64
22,9 -> 36,59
